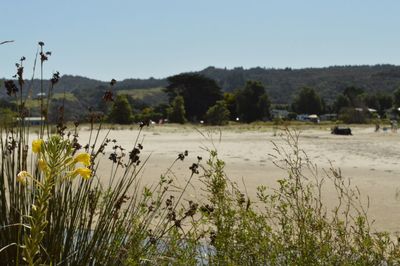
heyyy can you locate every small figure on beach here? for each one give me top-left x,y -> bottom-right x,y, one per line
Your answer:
390,120 -> 398,133
375,123 -> 380,132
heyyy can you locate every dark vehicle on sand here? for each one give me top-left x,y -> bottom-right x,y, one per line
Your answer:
331,126 -> 352,135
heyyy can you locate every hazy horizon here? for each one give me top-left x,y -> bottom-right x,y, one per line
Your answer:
3,63 -> 400,82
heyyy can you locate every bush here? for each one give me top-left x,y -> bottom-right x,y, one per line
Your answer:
0,108 -> 16,128
236,81 -> 271,122
133,107 -> 163,123
205,100 -> 230,125
108,94 -> 133,124
167,95 -> 187,124
339,107 -> 368,123
172,130 -> 400,265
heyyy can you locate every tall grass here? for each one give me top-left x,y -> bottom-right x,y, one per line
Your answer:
1,44 -> 400,265
0,43 -> 193,265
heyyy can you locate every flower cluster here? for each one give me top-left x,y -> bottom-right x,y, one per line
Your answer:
72,152 -> 92,179
16,138 -> 93,185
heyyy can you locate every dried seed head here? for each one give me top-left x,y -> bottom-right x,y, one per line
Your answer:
4,80 -> 18,96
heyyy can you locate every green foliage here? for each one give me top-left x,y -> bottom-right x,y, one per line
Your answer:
363,92 -> 393,115
377,93 -> 394,112
108,94 -> 133,124
205,100 -> 230,125
223,92 -> 238,120
394,87 -> 400,108
165,73 -> 223,121
199,65 -> 400,104
118,87 -> 168,106
363,93 -> 380,111
291,87 -> 323,114
134,107 -> 162,123
9,65 -> 400,119
153,103 -> 169,119
0,99 -> 17,111
236,81 -> 271,122
0,108 -> 16,128
339,107 -> 368,123
137,131 -> 400,265
170,131 -> 400,265
167,95 -> 187,124
333,94 -> 351,113
343,86 -> 364,107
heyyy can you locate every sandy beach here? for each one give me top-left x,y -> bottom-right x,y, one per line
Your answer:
72,124 -> 400,234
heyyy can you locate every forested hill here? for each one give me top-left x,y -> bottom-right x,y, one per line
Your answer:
198,65 -> 400,104
0,75 -> 168,97
3,65 -> 400,104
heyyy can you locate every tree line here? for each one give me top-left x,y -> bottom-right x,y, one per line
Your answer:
107,73 -> 400,125
3,73 -> 400,126
108,74 -> 271,125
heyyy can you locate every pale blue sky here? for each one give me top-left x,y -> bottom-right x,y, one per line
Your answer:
1,0 -> 399,80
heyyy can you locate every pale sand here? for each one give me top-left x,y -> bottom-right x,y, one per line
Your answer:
72,125 -> 400,234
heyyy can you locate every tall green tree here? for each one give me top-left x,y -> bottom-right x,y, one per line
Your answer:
223,92 -> 238,120
236,81 -> 271,122
291,87 -> 323,114
343,86 -> 364,107
363,92 -> 393,115
108,94 -> 133,124
167,95 -> 187,124
205,100 -> 230,125
362,93 -> 380,110
333,94 -> 351,113
165,74 -> 222,121
377,93 -> 393,112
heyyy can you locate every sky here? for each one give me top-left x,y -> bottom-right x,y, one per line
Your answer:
1,0 -> 400,81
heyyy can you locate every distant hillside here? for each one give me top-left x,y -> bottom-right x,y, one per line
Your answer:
3,65 -> 400,116
0,75 -> 167,97
198,65 -> 400,104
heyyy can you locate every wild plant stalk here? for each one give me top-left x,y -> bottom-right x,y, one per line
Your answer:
39,42 -> 44,138
0,46 -> 196,265
0,47 -> 141,264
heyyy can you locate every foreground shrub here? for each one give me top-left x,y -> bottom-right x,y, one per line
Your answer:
187,130 -> 400,265
2,123 -> 400,265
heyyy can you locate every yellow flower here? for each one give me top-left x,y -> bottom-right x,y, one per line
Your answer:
16,171 -> 30,185
72,167 -> 92,180
38,159 -> 48,172
32,139 -> 44,153
73,153 -> 91,167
